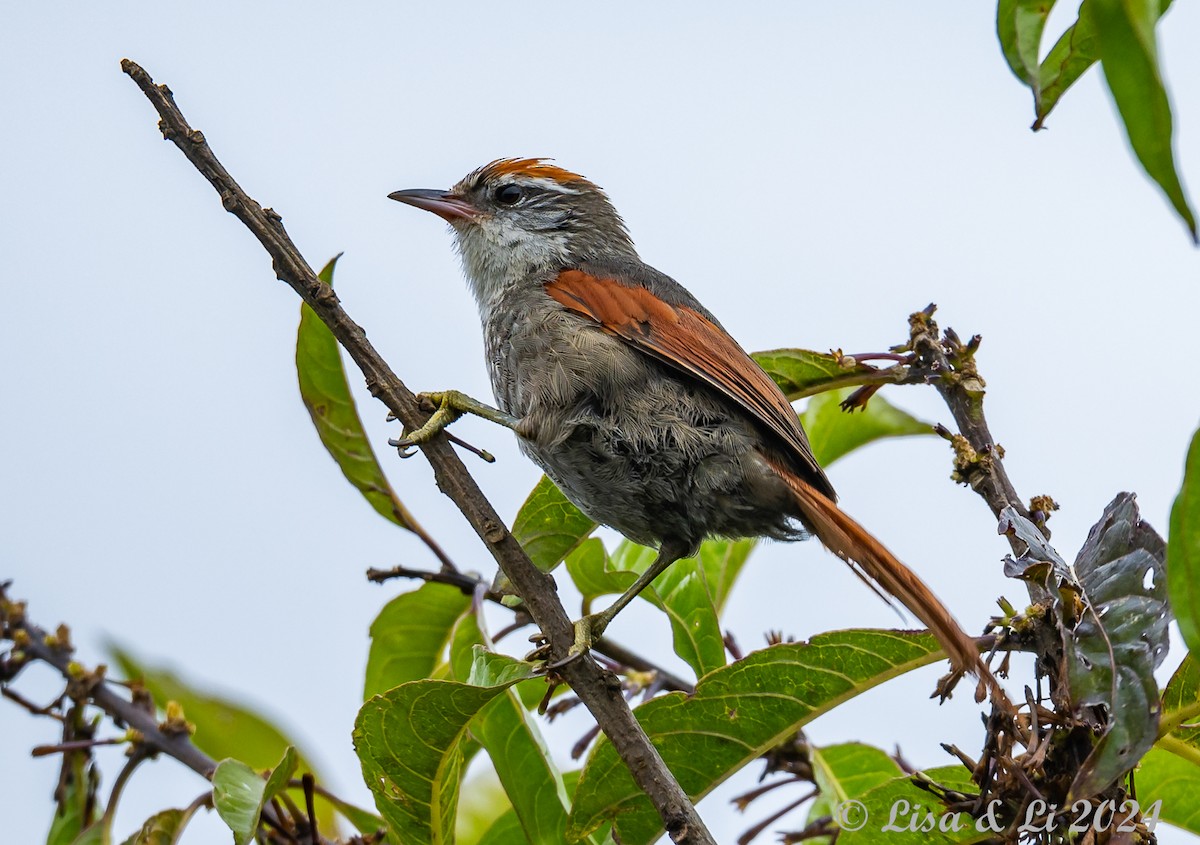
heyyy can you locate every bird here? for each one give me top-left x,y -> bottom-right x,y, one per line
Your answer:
388,158 -> 982,679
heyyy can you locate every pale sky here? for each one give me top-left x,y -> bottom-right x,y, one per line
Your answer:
3,4 -> 1199,843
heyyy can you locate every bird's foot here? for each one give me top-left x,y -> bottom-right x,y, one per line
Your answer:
525,612 -> 611,670
388,390 -> 519,457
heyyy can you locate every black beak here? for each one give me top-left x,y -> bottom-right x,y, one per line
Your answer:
388,188 -> 479,222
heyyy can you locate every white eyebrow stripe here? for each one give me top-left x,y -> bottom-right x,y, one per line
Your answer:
514,176 -> 581,195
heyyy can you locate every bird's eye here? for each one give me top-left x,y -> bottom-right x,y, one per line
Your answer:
494,184 -> 523,206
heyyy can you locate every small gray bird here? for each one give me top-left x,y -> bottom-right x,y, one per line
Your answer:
389,158 -> 979,676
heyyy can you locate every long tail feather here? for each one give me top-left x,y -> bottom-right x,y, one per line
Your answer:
769,459 -> 984,679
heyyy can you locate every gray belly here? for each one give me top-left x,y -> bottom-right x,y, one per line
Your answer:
485,305 -> 800,551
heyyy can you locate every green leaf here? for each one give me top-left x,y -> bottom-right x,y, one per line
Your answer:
107,647 -> 333,831
807,743 -> 904,843
69,824 -> 110,845
837,765 -> 982,844
475,773 -> 614,845
317,794 -> 388,839
1129,745 -> 1200,834
801,389 -> 933,468
118,807 -> 199,845
512,475 -> 597,573
567,630 -> 948,844
47,739 -> 101,845
446,616 -> 573,845
1036,0 -> 1101,125
752,349 -> 882,400
566,539 -> 726,678
1035,0 -> 1175,125
1093,0 -> 1197,240
213,747 -> 297,845
997,0 -> 1057,90
1169,429 -> 1200,658
1159,652 -> 1200,742
1063,493 -> 1169,799
812,743 -> 904,804
364,582 -> 473,699
694,538 -> 758,615
354,654 -> 538,845
297,255 -> 436,529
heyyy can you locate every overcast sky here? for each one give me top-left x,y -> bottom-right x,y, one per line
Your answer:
3,4 -> 1199,843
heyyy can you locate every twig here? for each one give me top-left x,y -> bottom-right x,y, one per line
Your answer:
907,307 -> 1033,549
121,59 -> 714,845
367,564 -> 695,693
0,587 -> 325,844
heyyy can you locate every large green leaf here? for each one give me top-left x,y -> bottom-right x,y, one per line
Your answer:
354,652 -> 538,845
1130,745 -> 1199,834
364,582 -> 472,699
566,630 -> 947,844
107,646 -> 333,831
566,539 -> 726,678
212,747 -> 297,845
447,615 -> 573,845
1169,429 -> 1200,658
752,349 -> 883,400
837,765 -> 982,844
297,255 -> 435,530
801,389 -> 932,468
1063,493 -> 1169,799
1093,0 -> 1196,240
511,475 -> 597,573
997,0 -> 1057,91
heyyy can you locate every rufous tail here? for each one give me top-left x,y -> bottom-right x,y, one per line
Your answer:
772,463 -> 984,680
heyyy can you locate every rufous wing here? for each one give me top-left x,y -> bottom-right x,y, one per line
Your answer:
546,268 -> 832,497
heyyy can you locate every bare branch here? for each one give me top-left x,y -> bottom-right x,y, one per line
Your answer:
120,59 -> 714,844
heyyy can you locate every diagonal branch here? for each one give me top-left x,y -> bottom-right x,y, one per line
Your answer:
120,59 -> 714,845
906,306 -> 1038,553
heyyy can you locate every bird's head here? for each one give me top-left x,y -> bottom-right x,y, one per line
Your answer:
390,159 -> 637,307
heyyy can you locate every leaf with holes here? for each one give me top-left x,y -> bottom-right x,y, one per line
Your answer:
1063,493 -> 1169,799
566,630 -> 948,844
355,652 -> 538,845
512,475 -> 597,572
364,582 -> 472,699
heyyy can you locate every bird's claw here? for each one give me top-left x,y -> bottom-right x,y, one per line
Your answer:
385,391 -> 463,458
523,614 -> 608,670
387,435 -> 419,458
